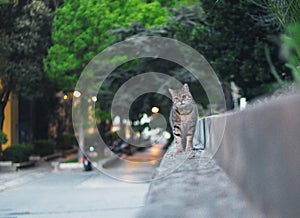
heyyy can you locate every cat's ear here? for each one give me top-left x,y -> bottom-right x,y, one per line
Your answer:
182,83 -> 190,92
168,88 -> 176,98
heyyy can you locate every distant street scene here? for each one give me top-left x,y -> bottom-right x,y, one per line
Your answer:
0,144 -> 164,218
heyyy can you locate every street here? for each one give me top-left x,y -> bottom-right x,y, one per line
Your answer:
0,144 -> 164,218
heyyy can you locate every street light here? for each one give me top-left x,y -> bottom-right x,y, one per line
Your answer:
91,96 -> 97,102
89,146 -> 95,152
74,90 -> 81,98
151,106 -> 159,114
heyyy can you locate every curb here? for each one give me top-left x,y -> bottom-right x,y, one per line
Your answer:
58,162 -> 98,171
0,161 -> 15,172
0,161 -> 36,172
14,160 -> 36,171
50,155 -> 118,171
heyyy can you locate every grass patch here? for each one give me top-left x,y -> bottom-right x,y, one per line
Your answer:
62,158 -> 78,163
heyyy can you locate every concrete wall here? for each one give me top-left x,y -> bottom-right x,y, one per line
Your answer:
204,94 -> 300,217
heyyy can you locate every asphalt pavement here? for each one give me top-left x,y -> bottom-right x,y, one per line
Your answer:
0,144 -> 165,218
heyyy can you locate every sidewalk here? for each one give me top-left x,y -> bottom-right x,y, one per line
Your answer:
0,162 -> 51,192
0,152 -> 156,218
0,144 -> 164,192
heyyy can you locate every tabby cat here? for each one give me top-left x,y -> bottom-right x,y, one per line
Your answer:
169,84 -> 198,153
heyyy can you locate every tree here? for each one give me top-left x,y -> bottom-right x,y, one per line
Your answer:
110,1 -> 289,100
110,4 -> 230,112
196,0 -> 288,98
261,0 -> 300,27
44,0 -> 176,91
44,0 -> 180,158
0,0 -> 53,154
259,0 -> 300,81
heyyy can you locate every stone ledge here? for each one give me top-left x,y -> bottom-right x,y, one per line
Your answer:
138,148 -> 262,218
206,93 -> 300,217
138,93 -> 300,217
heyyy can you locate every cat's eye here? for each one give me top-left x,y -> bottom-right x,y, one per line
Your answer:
182,95 -> 186,98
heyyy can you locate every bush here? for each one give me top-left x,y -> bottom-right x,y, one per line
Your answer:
3,144 -> 33,163
32,140 -> 55,157
59,133 -> 77,150
0,131 -> 8,145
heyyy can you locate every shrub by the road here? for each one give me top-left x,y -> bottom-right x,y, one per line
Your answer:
3,144 -> 33,163
60,133 -> 77,150
32,140 -> 55,156
0,131 -> 8,145
63,133 -> 77,150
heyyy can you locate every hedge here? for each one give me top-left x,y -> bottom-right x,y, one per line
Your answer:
32,140 -> 55,157
3,144 -> 33,163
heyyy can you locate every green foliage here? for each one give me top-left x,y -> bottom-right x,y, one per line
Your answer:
58,133 -> 77,150
196,1 -> 287,98
3,144 -> 33,162
0,1 -> 54,155
112,2 -> 285,99
62,157 -> 78,163
44,0 -> 172,91
0,0 -> 54,147
32,140 -> 55,156
95,109 -> 110,121
262,0 -> 300,26
156,0 -> 198,7
0,0 -> 53,99
0,131 -> 7,145
253,0 -> 299,85
281,23 -> 300,81
265,45 -> 284,85
262,0 -> 300,83
0,0 -> 10,4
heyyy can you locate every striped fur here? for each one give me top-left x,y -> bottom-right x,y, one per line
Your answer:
169,84 -> 198,153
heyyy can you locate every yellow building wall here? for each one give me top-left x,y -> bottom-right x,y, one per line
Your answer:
3,93 -> 18,150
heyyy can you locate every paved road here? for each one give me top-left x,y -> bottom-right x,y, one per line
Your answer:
101,144 -> 164,182
0,145 -> 164,218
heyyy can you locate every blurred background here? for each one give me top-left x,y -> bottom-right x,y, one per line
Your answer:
0,0 -> 299,163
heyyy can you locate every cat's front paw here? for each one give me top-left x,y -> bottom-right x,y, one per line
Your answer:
185,146 -> 193,152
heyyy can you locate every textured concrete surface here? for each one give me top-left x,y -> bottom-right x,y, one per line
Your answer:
207,93 -> 300,217
138,146 -> 262,218
0,163 -> 50,192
